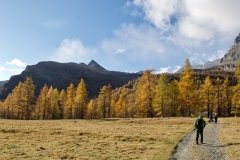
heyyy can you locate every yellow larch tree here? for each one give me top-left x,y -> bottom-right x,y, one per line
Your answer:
51,88 -> 60,119
75,79 -> 88,119
178,59 -> 194,116
115,88 -> 128,118
86,99 -> 96,119
168,80 -> 179,116
22,77 -> 35,119
153,73 -> 168,117
201,76 -> 214,118
135,70 -> 156,117
97,85 -> 111,118
65,83 -> 75,119
59,89 -> 66,119
232,61 -> 240,117
223,78 -> 232,116
35,85 -> 49,119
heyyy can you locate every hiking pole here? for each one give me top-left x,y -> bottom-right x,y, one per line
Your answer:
189,128 -> 196,135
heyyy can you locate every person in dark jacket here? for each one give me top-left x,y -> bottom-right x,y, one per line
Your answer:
195,115 -> 206,144
214,113 -> 218,123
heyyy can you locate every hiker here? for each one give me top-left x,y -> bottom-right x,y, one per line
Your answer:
214,113 -> 218,123
208,113 -> 213,123
195,115 -> 206,144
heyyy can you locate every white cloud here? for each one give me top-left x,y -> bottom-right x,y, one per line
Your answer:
51,23 -> 175,71
49,1 -> 239,73
0,59 -> 27,80
128,0 -> 240,65
52,39 -> 96,63
130,0 -> 240,38
0,66 -> 6,71
6,58 -> 27,67
0,66 -> 24,80
115,48 -> 126,54
101,23 -> 165,61
155,65 -> 181,74
131,0 -> 182,31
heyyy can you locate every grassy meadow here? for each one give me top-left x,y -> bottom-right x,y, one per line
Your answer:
0,118 -> 195,160
220,118 -> 240,160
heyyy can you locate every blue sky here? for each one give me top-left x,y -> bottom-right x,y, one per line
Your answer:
0,0 -> 240,80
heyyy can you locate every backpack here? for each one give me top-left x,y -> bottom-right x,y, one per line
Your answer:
195,118 -> 205,129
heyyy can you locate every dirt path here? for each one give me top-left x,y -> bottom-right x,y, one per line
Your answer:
170,120 -> 227,160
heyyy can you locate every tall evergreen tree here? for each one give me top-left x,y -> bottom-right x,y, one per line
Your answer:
232,61 -> 240,117
75,79 -> 88,119
23,77 -> 35,119
65,83 -> 75,119
135,70 -> 156,117
59,89 -> 66,119
201,76 -> 214,118
12,82 -> 24,119
35,85 -> 49,119
178,59 -> 194,116
51,88 -> 60,119
153,74 -> 168,117
87,99 -> 96,119
115,89 -> 128,118
215,78 -> 223,116
97,85 -> 111,118
223,78 -> 232,116
46,86 -> 54,119
232,84 -> 240,117
168,80 -> 179,116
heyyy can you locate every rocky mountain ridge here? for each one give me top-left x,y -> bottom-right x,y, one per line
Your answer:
192,33 -> 240,71
0,60 -> 141,100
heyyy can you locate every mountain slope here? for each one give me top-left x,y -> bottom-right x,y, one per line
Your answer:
193,59 -> 221,70
187,33 -> 240,72
219,35 -> 240,71
0,61 -> 140,99
0,81 -> 7,87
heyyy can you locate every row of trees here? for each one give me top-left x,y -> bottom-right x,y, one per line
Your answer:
0,60 -> 240,119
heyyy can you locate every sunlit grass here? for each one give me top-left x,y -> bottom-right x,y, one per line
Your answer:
220,118 -> 240,160
0,118 -> 194,160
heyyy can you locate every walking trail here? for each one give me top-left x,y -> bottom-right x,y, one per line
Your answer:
170,120 -> 227,160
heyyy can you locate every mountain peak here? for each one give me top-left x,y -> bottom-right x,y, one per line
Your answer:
235,33 -> 240,44
88,60 -> 107,72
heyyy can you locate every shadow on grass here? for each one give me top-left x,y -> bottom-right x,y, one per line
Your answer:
222,142 -> 240,147
200,142 -> 240,147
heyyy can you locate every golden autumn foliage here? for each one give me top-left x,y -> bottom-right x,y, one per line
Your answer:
201,76 -> 214,117
153,74 -> 167,117
135,70 -> 156,118
0,77 -> 35,119
97,85 -> 112,118
75,79 -> 88,119
0,59 -> 240,119
178,59 -> 194,116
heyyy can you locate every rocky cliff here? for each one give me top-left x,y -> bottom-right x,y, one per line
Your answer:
219,34 -> 240,71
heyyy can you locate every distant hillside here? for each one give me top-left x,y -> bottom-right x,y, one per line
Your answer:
192,59 -> 221,70
0,60 -> 141,100
219,34 -> 240,71
185,33 -> 240,72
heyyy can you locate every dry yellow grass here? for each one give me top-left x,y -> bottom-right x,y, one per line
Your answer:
220,118 -> 240,160
0,118 -> 194,160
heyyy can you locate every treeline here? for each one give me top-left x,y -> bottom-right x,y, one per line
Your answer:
0,59 -> 240,119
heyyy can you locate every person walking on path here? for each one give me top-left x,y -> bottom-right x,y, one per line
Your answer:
194,115 -> 206,144
214,113 -> 218,123
209,113 -> 213,123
